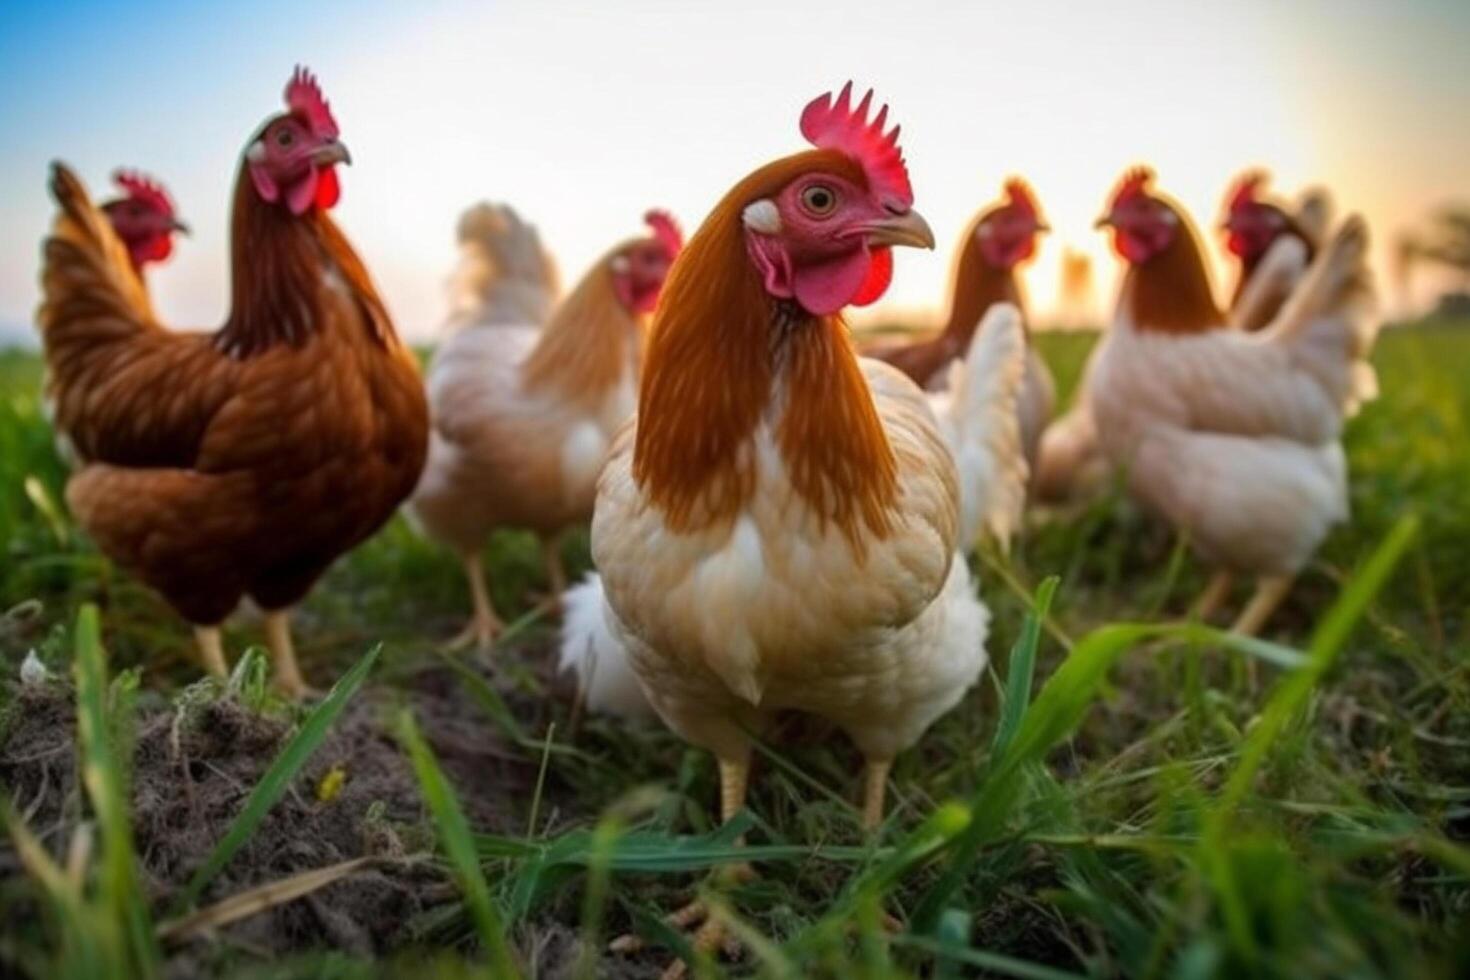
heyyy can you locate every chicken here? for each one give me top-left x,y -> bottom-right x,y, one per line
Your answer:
1035,172 -> 1339,505
36,67 -> 428,696
866,178 -> 1054,472
100,170 -> 190,280
1222,171 -> 1335,332
1087,167 -> 1377,638
558,84 -> 1027,967
409,209 -> 682,651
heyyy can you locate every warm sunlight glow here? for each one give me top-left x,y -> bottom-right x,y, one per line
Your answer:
1,0 -> 1466,343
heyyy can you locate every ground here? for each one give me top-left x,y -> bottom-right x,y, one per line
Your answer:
0,322 -> 1467,979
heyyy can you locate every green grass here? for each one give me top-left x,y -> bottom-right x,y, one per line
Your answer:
1,321 -> 1469,979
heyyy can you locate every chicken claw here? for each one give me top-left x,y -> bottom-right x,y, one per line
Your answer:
443,554 -> 503,653
608,863 -> 755,978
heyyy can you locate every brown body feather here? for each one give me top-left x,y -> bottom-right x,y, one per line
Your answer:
37,162 -> 428,624
633,150 -> 898,545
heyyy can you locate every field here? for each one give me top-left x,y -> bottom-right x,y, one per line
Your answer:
1,322 -> 1467,980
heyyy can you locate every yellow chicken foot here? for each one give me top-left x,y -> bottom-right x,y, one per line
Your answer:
1230,575 -> 1295,688
443,553 -> 502,653
1190,571 -> 1235,624
194,626 -> 229,679
535,534 -> 568,616
264,610 -> 314,699
862,757 -> 893,832
1229,576 -> 1294,638
611,753 -> 754,976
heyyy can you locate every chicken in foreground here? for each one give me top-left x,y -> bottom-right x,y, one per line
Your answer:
37,68 -> 429,696
1222,170 -> 1335,331
559,84 -> 1027,970
866,178 -> 1054,472
1088,167 -> 1377,641
410,209 -> 682,651
100,170 -> 190,280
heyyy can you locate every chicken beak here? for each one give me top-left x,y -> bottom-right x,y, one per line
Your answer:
865,209 -> 936,250
171,219 -> 191,236
312,140 -> 352,167
1094,213 -> 1115,230
1035,221 -> 1052,234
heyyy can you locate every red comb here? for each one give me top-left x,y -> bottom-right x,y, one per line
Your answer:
1227,170 -> 1267,214
112,169 -> 175,218
1004,178 -> 1038,218
1111,166 -> 1155,207
800,82 -> 912,208
644,209 -> 683,257
284,65 -> 338,140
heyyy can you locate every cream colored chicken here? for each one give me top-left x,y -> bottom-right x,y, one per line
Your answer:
410,207 -> 681,650
1088,168 -> 1377,638
555,86 -> 1029,975
560,86 -> 1028,969
1035,175 -> 1335,504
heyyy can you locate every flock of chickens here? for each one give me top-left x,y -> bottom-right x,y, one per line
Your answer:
35,68 -> 1378,964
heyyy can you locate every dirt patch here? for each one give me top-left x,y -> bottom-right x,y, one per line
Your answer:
0,659 -> 542,969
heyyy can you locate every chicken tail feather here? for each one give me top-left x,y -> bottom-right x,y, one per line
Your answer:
559,574 -> 656,720
941,302 -> 1029,550
1267,214 -> 1379,418
447,202 -> 559,328
39,162 -> 156,349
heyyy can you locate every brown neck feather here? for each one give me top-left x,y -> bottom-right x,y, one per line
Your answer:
943,219 -> 1025,339
521,244 -> 642,407
633,150 -> 898,545
217,167 -> 394,357
1124,208 -> 1223,334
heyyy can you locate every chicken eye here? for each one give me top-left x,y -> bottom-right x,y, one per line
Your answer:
801,184 -> 838,217
276,128 -> 295,148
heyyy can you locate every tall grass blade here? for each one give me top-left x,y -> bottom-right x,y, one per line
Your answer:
396,708 -> 520,978
73,604 -> 158,978
173,643 -> 381,913
992,576 -> 1057,757
1200,514 -> 1421,962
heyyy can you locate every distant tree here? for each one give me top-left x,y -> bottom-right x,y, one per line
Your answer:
1398,205 -> 1470,310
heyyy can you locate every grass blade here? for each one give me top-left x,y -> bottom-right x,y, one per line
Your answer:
172,643 -> 381,913
396,708 -> 520,978
913,621 -> 1168,931
73,604 -> 158,978
992,576 -> 1057,757
1200,514 -> 1421,962
157,857 -> 378,942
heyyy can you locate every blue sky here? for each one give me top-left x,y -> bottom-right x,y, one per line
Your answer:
2,0 -> 1467,345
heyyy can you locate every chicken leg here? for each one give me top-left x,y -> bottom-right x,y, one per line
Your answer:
444,553 -> 502,653
1230,575 -> 1294,689
862,757 -> 894,831
194,626 -> 228,679
1190,571 -> 1235,624
264,610 -> 312,699
538,533 -> 568,615
611,750 -> 754,979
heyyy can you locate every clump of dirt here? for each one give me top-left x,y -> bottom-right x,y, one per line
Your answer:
0,661 -> 541,968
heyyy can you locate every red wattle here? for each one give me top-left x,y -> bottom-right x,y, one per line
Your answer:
851,247 -> 892,306
316,166 -> 341,210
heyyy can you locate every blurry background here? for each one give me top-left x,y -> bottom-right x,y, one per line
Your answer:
0,0 -> 1467,346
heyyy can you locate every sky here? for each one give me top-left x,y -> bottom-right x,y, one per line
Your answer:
1,0 -> 1467,346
